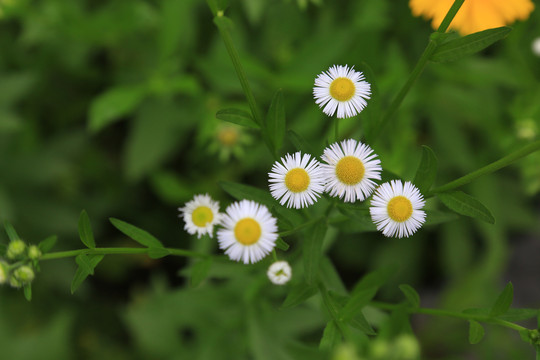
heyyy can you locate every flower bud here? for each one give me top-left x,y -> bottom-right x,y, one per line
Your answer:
267,261 -> 292,285
7,239 -> 26,259
28,245 -> 42,260
0,261 -> 8,284
394,334 -> 420,360
13,265 -> 34,284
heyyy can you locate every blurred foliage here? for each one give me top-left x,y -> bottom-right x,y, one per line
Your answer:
0,0 -> 539,359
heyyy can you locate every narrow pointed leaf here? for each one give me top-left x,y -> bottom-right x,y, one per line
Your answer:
399,284 -> 421,308
413,145 -> 438,194
287,129 -> 315,155
23,284 -> 32,301
78,210 -> 95,249
338,287 -> 377,323
4,221 -> 19,241
319,320 -> 340,351
38,235 -> 57,253
490,282 -> 513,317
265,89 -> 286,156
329,292 -> 376,335
275,237 -> 289,251
303,221 -> 327,285
431,27 -> 512,63
351,265 -> 398,296
109,218 -> 163,248
468,320 -> 485,344
191,257 -> 213,287
219,181 -> 274,208
437,191 -> 495,224
88,85 -> 147,132
281,282 -> 318,309
216,108 -> 259,129
71,254 -> 104,294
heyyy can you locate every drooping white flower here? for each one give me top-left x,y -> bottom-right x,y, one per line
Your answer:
179,194 -> 221,238
313,64 -> 371,118
268,152 -> 325,209
217,200 -> 278,264
267,260 -> 292,285
321,139 -> 382,202
370,180 -> 426,238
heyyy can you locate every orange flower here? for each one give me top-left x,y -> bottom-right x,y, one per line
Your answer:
409,0 -> 535,35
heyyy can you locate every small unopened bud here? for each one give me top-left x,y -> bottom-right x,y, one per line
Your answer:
394,334 -> 421,359
7,239 -> 26,259
28,245 -> 42,260
267,261 -> 292,285
13,265 -> 34,284
0,261 -> 8,284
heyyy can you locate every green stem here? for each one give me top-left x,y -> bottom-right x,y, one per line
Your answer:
429,139 -> 540,195
334,118 -> 339,142
318,281 -> 349,338
213,13 -> 263,127
39,247 -> 209,261
371,301 -> 529,332
371,0 -> 465,141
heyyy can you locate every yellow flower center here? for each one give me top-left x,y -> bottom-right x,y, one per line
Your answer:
234,218 -> 261,245
191,206 -> 214,227
387,196 -> 413,222
284,168 -> 310,193
335,156 -> 365,185
330,77 -> 356,101
218,128 -> 239,147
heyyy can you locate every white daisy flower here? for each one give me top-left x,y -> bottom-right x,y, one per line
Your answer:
369,180 -> 426,238
313,64 -> 371,119
179,194 -> 221,239
217,200 -> 278,264
267,260 -> 292,285
321,139 -> 382,202
268,152 -> 325,209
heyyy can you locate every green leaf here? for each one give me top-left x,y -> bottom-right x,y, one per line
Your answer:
328,292 -> 376,335
207,0 -> 229,16
38,235 -> 57,253
319,320 -> 340,351
351,265 -> 397,296
216,108 -> 259,129
281,282 -> 318,309
265,89 -> 286,156
88,85 -> 147,132
413,146 -> 438,194
399,284 -> 420,308
431,27 -> 512,63
148,247 -> 170,259
437,191 -> 495,224
359,62 -> 381,142
71,254 -> 104,294
23,284 -> 32,301
490,282 -> 513,317
4,221 -> 19,241
191,258 -> 213,287
338,288 -> 378,323
77,210 -> 95,249
468,320 -> 485,344
109,218 -> 164,248
287,130 -> 316,155
424,209 -> 459,226
219,181 -> 275,208
303,221 -> 327,285
275,237 -> 289,251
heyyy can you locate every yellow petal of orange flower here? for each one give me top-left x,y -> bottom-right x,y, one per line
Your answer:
409,0 -> 535,35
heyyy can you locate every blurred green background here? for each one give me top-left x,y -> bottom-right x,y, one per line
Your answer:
1,0 -> 540,359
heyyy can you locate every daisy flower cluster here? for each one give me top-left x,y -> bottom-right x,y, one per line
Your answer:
177,63 -> 427,283
267,139 -> 426,239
